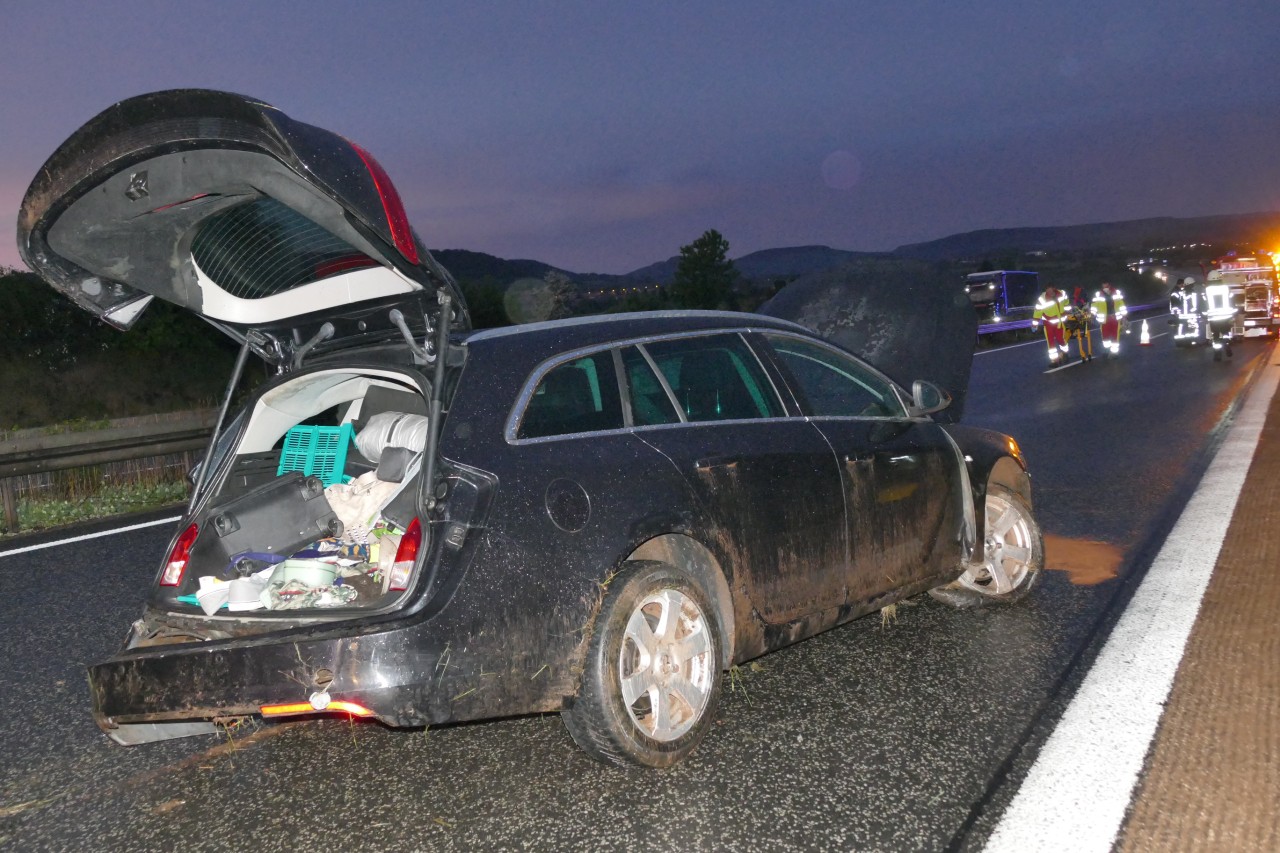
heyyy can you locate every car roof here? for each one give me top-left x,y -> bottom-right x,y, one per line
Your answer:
463,310 -> 812,352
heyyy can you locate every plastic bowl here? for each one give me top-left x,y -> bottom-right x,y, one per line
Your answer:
270,559 -> 337,588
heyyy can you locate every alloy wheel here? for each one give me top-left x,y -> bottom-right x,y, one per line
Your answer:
956,489 -> 1036,596
618,588 -> 715,741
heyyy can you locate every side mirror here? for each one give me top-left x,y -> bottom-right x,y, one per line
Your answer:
910,380 -> 952,416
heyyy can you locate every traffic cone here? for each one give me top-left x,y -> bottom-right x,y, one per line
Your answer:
1140,319 -> 1151,346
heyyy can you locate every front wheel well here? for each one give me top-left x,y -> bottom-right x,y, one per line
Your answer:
988,455 -> 1032,508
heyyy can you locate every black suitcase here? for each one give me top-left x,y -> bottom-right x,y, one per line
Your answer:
197,472 -> 344,568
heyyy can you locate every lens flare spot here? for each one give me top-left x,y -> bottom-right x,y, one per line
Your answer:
821,150 -> 862,190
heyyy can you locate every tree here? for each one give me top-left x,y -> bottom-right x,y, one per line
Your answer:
670,229 -> 738,310
541,270 -> 576,320
459,280 -> 508,329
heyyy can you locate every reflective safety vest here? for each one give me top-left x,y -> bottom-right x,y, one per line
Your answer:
1091,288 -> 1128,321
1203,283 -> 1235,319
1033,291 -> 1070,324
1171,287 -> 1199,316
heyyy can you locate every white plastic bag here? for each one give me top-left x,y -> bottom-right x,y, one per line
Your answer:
355,412 -> 428,462
325,471 -> 402,542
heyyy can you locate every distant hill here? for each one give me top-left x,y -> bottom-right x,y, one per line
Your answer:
617,245 -> 885,286
733,245 -> 889,280
433,210 -> 1280,292
616,257 -> 678,285
894,211 -> 1280,261
430,249 -> 567,288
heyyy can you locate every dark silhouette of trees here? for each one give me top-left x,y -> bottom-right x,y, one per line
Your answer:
459,281 -> 508,328
670,229 -> 738,310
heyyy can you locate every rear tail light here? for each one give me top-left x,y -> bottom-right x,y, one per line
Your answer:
160,522 -> 200,586
349,141 -> 420,265
387,517 -> 423,592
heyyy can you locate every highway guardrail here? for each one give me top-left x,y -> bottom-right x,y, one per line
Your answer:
0,412 -> 215,533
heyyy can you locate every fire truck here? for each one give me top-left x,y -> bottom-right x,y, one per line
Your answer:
1207,253 -> 1279,338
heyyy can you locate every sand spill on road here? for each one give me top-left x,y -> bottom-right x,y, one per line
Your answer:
1044,534 -> 1123,585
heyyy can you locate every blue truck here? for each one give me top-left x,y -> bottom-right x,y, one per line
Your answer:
965,270 -> 1040,335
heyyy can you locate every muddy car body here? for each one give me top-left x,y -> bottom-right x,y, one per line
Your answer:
18,90 -> 1042,766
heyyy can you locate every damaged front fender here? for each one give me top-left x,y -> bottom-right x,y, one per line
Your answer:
943,422 -> 1032,568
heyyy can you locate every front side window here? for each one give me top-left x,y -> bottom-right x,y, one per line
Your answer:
641,334 -> 782,422
766,335 -> 906,418
517,351 -> 624,439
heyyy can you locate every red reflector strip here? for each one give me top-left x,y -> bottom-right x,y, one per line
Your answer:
261,700 -> 375,718
314,254 -> 379,278
349,141 -> 420,265
148,193 -> 215,214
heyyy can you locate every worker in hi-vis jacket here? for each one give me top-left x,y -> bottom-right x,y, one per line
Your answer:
1091,282 -> 1128,356
1031,285 -> 1071,364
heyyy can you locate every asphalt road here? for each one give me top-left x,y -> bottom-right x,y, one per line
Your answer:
0,319 -> 1266,852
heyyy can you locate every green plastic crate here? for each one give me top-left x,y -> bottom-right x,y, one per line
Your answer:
277,423 -> 354,487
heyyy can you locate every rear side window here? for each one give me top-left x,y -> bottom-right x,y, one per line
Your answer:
642,335 -> 782,422
621,347 -> 681,426
766,335 -> 906,418
517,351 -> 624,439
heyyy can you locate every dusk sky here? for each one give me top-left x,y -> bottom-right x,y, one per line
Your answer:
4,1 -> 1279,275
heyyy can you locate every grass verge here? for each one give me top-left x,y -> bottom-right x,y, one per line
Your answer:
7,481 -> 188,537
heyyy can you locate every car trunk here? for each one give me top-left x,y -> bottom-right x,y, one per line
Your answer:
129,367 -> 433,638
14,89 -> 473,640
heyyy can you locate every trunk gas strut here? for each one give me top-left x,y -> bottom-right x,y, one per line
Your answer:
191,334 -> 254,506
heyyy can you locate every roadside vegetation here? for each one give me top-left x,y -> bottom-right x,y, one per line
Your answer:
15,480 -> 188,532
0,267 -> 245,537
0,268 -> 244,428
0,412 -> 208,538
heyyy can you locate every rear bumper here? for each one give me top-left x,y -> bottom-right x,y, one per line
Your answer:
1241,316 -> 1279,335
90,625 -> 435,732
88,610 -> 567,740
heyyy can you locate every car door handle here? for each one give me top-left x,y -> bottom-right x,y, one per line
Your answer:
695,455 -> 739,470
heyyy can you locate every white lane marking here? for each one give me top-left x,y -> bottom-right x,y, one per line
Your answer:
983,360 -> 1280,853
1042,361 -> 1079,374
975,336 -> 1051,355
0,516 -> 183,559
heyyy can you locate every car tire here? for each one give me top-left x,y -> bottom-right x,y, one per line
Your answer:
929,484 -> 1043,608
562,561 -> 723,768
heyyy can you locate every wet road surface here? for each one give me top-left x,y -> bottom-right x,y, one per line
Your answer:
0,323 -> 1266,851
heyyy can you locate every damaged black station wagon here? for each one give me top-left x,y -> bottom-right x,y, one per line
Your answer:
17,90 -> 1043,767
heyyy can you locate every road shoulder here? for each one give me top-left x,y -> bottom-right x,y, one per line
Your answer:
1117,363 -> 1280,852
